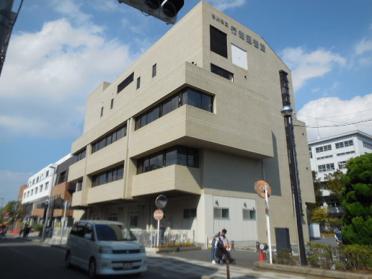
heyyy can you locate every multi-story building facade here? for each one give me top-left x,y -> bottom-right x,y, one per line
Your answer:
308,130 -> 372,224
22,165 -> 57,223
22,154 -> 72,224
50,155 -> 74,228
309,130 -> 372,182
68,2 -> 314,247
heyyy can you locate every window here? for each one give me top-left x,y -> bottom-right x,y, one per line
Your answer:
260,43 -> 266,52
317,155 -> 333,160
91,164 -> 124,187
117,72 -> 134,93
253,39 -> 259,48
100,106 -> 104,118
137,146 -> 199,174
363,142 -> 372,149
338,161 -> 347,169
243,209 -> 256,220
214,208 -> 229,219
318,163 -> 335,172
35,188 -> 38,194
92,124 -> 127,153
40,185 -> 43,192
337,151 -> 355,156
183,208 -> 196,219
135,87 -> 213,130
231,44 -> 248,70
37,177 -> 39,183
335,142 -> 344,149
75,180 -> 83,192
110,99 -> 114,109
316,144 -> 331,153
211,64 -> 234,81
136,77 -> 140,89
73,148 -> 86,162
210,25 -> 227,58
246,35 -> 252,44
46,170 -> 49,177
45,182 -> 49,190
344,140 -> 353,147
152,64 -> 157,78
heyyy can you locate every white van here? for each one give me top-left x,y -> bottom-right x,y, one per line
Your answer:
65,220 -> 147,278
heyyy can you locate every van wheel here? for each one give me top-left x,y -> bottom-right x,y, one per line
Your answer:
64,251 -> 72,268
88,259 -> 97,279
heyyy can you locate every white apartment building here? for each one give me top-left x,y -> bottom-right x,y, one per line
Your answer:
22,154 -> 72,223
309,130 -> 372,182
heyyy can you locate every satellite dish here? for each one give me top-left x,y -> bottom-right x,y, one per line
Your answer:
155,194 -> 168,209
255,180 -> 272,199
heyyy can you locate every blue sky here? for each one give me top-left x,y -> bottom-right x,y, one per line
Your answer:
0,0 -> 371,204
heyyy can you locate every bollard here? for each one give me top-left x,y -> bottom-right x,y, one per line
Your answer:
225,260 -> 230,279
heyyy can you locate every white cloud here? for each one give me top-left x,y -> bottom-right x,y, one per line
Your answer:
297,93 -> 372,141
281,47 -> 346,91
355,38 -> 372,56
50,0 -> 91,24
0,13 -> 133,137
0,170 -> 31,204
207,0 -> 246,11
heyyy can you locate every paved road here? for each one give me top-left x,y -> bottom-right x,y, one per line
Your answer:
0,237 -> 216,279
163,249 -> 258,268
0,237 -> 324,279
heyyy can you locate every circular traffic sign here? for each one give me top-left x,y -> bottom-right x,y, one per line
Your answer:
255,180 -> 272,199
153,209 -> 164,221
155,194 -> 168,209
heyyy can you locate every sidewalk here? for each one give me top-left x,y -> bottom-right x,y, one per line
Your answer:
148,252 -> 320,279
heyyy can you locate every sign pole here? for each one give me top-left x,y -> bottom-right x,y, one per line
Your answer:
265,187 -> 273,264
157,219 -> 160,247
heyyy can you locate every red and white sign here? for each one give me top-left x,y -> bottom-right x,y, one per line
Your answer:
153,209 -> 164,221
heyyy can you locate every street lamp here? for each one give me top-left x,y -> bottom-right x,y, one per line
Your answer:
279,70 -> 307,265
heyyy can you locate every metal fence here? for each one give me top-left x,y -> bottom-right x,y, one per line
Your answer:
132,229 -> 195,247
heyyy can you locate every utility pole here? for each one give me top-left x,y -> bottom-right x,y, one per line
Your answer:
279,70 -> 307,266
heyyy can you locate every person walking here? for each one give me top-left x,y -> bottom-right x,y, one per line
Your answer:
219,229 -> 234,264
211,232 -> 220,264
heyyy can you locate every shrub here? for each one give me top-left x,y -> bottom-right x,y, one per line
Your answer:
32,223 -> 43,232
342,244 -> 372,270
275,250 -> 296,265
308,243 -> 334,269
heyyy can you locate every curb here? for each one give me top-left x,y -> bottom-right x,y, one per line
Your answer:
254,262 -> 372,279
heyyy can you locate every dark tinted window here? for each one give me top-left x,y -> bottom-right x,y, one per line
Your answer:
91,164 -> 124,187
136,77 -> 140,89
95,225 -> 136,241
137,146 -> 199,174
92,124 -> 126,153
210,25 -> 227,58
165,149 -> 177,166
135,87 -> 213,130
152,64 -> 157,77
117,72 -> 134,93
211,64 -> 234,81
110,99 -> 114,109
162,95 -> 179,116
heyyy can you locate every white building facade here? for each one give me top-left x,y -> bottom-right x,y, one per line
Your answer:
309,130 -> 372,181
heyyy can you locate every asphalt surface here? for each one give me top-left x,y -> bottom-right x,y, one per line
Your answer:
163,249 -> 258,268
0,236 -> 216,279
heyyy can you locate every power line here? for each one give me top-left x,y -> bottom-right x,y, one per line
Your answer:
295,118 -> 372,128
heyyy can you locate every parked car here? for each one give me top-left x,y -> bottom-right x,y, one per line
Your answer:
65,220 -> 146,278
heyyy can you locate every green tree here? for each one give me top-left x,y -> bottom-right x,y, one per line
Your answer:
341,153 -> 372,245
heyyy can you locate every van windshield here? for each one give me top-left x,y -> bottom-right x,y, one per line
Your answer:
95,224 -> 136,241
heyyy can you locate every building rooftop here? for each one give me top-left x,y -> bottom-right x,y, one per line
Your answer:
308,130 -> 372,145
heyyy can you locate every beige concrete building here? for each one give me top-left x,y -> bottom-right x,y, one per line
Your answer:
68,2 -> 315,248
